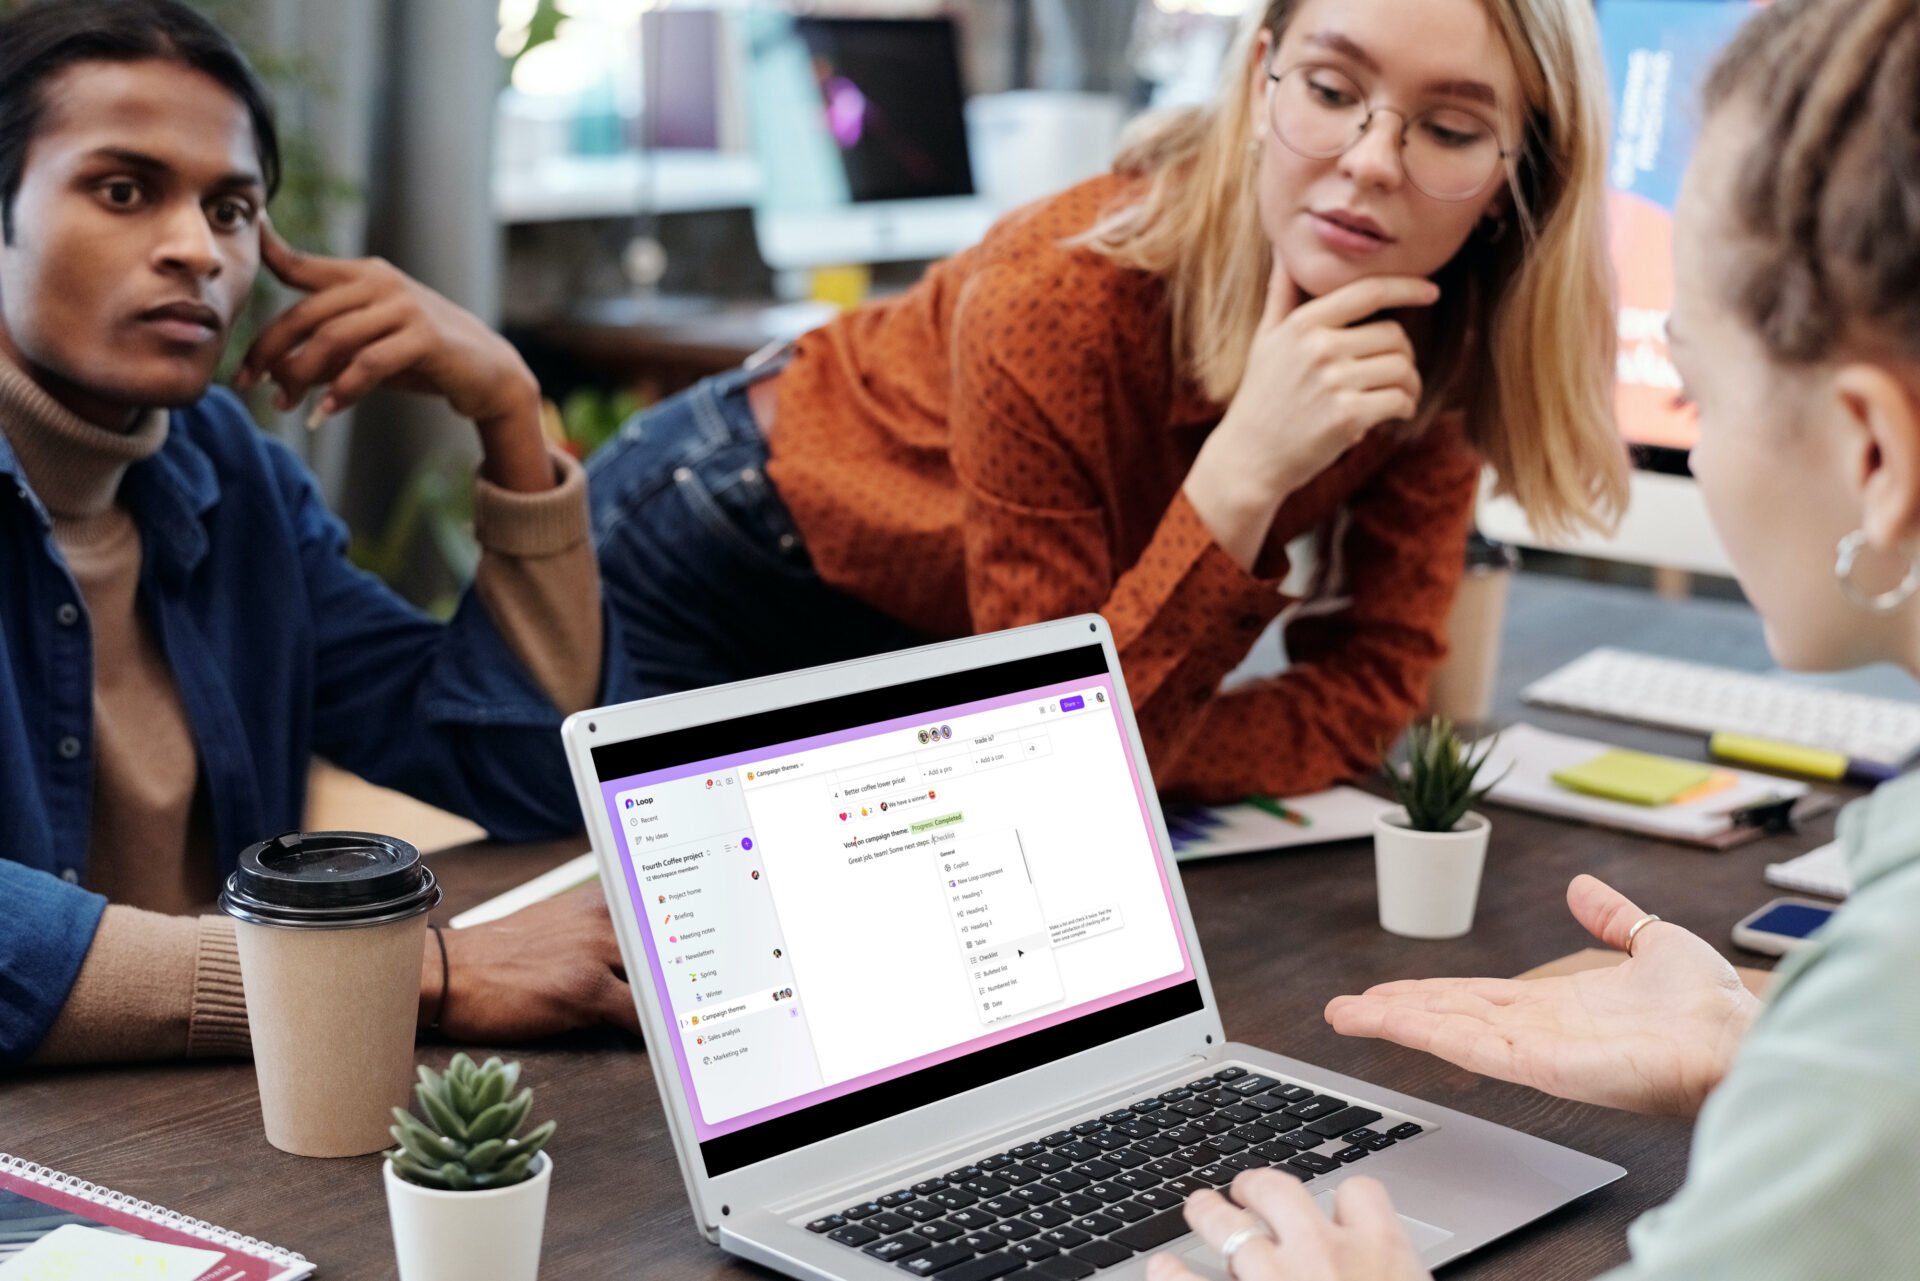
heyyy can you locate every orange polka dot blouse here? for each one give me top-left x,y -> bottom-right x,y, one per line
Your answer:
765,174 -> 1481,802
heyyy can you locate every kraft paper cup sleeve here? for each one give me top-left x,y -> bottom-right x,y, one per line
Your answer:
234,912 -> 429,1157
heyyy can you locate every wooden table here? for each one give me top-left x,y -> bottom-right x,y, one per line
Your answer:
2,576 -> 1848,1279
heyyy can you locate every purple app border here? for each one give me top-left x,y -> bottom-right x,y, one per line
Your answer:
597,674 -> 1195,1143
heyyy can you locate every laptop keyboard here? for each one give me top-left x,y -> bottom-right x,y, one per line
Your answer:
801,1065 -> 1430,1279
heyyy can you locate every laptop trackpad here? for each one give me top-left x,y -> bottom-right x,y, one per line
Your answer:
1174,1194 -> 1453,1277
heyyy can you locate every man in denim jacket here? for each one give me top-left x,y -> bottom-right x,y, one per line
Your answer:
0,0 -> 639,1064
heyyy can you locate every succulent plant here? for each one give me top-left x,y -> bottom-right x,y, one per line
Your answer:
1383,717 -> 1506,834
386,1054 -> 555,1191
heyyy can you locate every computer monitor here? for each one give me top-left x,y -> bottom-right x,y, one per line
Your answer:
1477,0 -> 1758,576
740,13 -> 996,270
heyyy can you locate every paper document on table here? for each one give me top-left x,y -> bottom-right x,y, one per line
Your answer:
1478,723 -> 1829,847
448,851 -> 598,928
1765,840 -> 1851,899
1165,787 -> 1393,862
0,1224 -> 224,1280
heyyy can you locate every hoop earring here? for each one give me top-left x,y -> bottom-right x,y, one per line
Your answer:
1479,213 -> 1509,244
1834,529 -> 1920,612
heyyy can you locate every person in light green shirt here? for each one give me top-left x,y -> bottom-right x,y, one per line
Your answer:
1148,0 -> 1920,1277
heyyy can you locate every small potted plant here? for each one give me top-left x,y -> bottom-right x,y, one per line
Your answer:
1375,718 -> 1505,939
383,1054 -> 556,1281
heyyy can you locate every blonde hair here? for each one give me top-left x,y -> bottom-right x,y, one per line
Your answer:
1080,0 -> 1626,538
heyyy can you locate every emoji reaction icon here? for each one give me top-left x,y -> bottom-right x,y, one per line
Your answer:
839,811 -> 849,821
742,837 -> 754,851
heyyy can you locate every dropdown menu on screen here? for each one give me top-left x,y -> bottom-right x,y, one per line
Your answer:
940,828 -> 1064,1025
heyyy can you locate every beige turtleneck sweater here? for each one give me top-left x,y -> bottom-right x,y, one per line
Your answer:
0,358 -> 603,1064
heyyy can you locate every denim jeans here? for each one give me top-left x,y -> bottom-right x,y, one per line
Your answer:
586,364 -> 930,699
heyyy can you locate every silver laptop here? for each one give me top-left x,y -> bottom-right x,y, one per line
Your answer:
562,617 -> 1622,1280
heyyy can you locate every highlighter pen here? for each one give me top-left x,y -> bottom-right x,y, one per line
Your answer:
1246,795 -> 1312,827
1707,731 -> 1899,786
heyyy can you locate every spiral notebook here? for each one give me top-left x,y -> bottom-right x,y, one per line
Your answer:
1162,787 -> 1395,861
0,1154 -> 312,1280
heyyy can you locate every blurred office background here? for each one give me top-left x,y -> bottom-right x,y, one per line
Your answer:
57,0 -> 1237,609
1,0 -> 1764,612
24,0 -> 1915,838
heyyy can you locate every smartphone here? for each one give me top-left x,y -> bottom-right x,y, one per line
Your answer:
1731,897 -> 1836,955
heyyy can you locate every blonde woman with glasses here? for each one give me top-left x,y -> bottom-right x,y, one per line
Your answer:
586,0 -> 1624,800
1156,1 -> 1920,1277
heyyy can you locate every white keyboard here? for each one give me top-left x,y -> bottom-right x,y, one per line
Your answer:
1523,648 -> 1920,770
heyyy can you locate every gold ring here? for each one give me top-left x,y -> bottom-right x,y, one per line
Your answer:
1626,913 -> 1662,957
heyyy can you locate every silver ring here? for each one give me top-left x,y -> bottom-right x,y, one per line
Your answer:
1625,913 -> 1661,957
1220,1221 -> 1276,1277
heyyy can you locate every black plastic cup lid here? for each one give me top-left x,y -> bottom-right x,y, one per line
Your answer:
219,831 -> 441,929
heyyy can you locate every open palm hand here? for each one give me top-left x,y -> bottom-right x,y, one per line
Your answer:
1325,875 -> 1760,1116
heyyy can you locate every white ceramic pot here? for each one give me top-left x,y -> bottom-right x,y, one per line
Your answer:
385,1151 -> 551,1281
1373,809 -> 1491,939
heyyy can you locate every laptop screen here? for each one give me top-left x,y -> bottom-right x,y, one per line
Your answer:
590,645 -> 1203,1175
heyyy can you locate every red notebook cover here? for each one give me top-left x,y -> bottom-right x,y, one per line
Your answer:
0,1155 -> 313,1279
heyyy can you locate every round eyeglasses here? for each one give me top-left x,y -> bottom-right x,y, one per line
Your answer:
1265,63 -> 1512,202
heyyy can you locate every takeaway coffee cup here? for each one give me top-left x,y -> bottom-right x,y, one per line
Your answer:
1425,534 -> 1521,728
220,831 -> 441,1157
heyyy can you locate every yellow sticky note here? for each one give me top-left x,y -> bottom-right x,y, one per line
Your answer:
808,264 -> 871,310
1551,750 -> 1714,807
